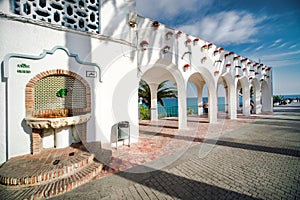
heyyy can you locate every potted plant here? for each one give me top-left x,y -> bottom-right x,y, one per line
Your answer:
193,38 -> 199,45
185,38 -> 192,46
152,21 -> 160,29
213,50 -> 219,56
162,45 -> 171,54
183,64 -> 190,71
176,30 -> 183,37
166,31 -> 173,40
140,40 -> 149,50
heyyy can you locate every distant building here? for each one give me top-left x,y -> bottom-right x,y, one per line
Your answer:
0,0 -> 272,163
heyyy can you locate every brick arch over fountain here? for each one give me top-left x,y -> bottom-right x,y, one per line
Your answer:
25,69 -> 91,118
140,60 -> 188,129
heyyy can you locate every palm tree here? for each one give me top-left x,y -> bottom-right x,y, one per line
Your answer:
138,80 -> 177,109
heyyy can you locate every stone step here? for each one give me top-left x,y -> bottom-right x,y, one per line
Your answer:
0,147 -> 95,186
0,160 -> 104,200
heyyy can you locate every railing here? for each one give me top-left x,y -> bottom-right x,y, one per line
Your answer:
157,104 -> 226,118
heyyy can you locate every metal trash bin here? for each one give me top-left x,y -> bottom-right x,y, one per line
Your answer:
116,121 -> 130,149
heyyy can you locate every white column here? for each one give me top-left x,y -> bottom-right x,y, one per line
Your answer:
228,85 -> 237,119
243,86 -> 251,116
178,82 -> 187,129
255,86 -> 262,114
197,84 -> 204,116
149,83 -> 159,121
208,90 -> 218,123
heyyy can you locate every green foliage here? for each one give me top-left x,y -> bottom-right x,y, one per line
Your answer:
56,88 -> 68,98
138,80 -> 177,109
273,95 -> 283,103
139,105 -> 150,120
187,107 -> 194,115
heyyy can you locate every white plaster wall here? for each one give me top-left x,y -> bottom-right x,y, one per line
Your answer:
0,17 -> 138,162
100,0 -> 136,43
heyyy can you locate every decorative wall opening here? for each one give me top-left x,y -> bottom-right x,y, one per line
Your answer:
25,69 -> 91,154
13,0 -> 100,33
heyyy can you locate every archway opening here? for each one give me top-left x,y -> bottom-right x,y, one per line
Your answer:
217,79 -> 227,114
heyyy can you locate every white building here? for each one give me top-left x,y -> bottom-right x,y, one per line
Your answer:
0,0 -> 273,164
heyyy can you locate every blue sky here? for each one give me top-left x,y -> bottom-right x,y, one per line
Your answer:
137,0 -> 300,95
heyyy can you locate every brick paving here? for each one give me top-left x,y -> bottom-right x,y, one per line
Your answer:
51,103 -> 300,200
0,145 -> 104,199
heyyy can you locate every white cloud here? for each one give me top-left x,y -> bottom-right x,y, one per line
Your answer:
255,45 -> 264,51
178,11 -> 264,45
137,0 -> 211,20
270,39 -> 282,47
289,44 -> 297,49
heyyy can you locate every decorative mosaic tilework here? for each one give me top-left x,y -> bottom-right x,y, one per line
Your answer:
34,75 -> 87,111
13,0 -> 100,33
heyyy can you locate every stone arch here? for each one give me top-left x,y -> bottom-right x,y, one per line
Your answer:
220,72 -> 236,119
236,76 -> 250,116
187,68 -> 217,123
250,78 -> 261,114
140,59 -> 188,129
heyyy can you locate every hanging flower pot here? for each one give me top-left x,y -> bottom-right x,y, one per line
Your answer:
183,64 -> 190,71
201,56 -> 207,63
233,56 -> 240,60
226,63 -> 231,67
214,70 -> 220,74
253,63 -> 258,67
218,47 -> 224,53
193,38 -> 199,45
185,38 -> 192,46
249,77 -> 253,80
247,61 -> 252,65
213,50 -> 219,56
241,58 -> 247,63
235,65 -> 241,68
176,30 -> 183,37
255,72 -> 259,75
208,43 -> 213,49
242,68 -> 247,71
201,44 -> 208,51
235,74 -> 240,78
162,45 -> 171,54
166,31 -> 173,40
152,21 -> 160,29
215,60 -> 222,63
265,67 -> 271,71
224,53 -> 229,59
184,64 -> 190,68
228,51 -> 234,55
140,40 -> 149,50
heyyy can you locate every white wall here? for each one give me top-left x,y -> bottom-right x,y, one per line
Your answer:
0,16 -> 138,163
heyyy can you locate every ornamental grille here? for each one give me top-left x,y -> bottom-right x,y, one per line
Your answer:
34,75 -> 87,111
13,0 -> 100,34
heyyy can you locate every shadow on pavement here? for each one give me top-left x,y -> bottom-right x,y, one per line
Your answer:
116,165 -> 258,200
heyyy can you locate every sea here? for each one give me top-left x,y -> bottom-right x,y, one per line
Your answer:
157,97 -> 226,117
157,94 -> 300,117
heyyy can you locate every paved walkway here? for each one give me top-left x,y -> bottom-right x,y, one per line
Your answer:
51,103 -> 300,200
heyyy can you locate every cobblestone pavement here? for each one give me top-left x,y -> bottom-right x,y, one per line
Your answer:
50,104 -> 300,199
